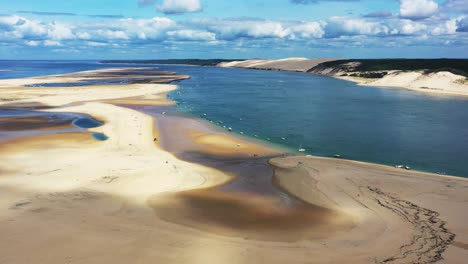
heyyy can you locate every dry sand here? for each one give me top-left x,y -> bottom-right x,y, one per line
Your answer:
338,70 -> 468,97
218,58 -> 339,72
0,68 -> 467,263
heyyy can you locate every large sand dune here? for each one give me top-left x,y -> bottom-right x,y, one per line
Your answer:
218,58 -> 338,72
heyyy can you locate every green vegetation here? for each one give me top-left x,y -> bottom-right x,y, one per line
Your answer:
309,59 -> 468,77
349,72 -> 388,78
100,59 -> 242,66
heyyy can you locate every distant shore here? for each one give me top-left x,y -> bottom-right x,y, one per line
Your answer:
0,68 -> 467,263
219,58 -> 468,97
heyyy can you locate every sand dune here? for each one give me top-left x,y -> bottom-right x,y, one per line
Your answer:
218,58 -> 338,72
358,71 -> 468,96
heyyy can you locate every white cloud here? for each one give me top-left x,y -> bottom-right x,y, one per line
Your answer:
290,22 -> 325,38
431,18 -> 458,35
167,29 -> 216,41
44,40 -> 62,46
325,17 -> 390,37
157,0 -> 202,14
190,18 -> 295,40
25,40 -> 39,46
96,29 -> 129,40
1,12 -> 466,55
398,19 -> 428,35
400,0 -> 439,20
47,22 -> 74,40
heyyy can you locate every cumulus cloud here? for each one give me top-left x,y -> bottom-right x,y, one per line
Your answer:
157,0 -> 202,14
399,0 -> 439,20
431,18 -> 458,35
0,12 -> 466,52
325,17 -> 390,37
167,29 -> 216,41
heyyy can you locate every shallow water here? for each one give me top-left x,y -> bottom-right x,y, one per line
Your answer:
163,65 -> 468,177
72,117 -> 103,129
2,61 -> 468,177
92,132 -> 108,141
0,107 -> 105,141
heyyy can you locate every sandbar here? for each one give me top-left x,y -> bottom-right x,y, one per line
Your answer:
0,68 -> 466,264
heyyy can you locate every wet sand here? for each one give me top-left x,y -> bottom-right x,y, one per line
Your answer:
0,68 -> 467,263
137,110 -> 355,242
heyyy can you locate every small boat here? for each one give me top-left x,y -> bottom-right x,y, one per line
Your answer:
254,134 -> 258,138
299,148 -> 306,152
240,132 -> 244,135
395,165 -> 404,168
228,127 -> 232,132
281,137 -> 286,140
333,154 -> 342,158
405,166 -> 411,170
267,138 -> 271,141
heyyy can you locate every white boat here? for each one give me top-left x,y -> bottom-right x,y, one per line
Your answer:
299,148 -> 306,152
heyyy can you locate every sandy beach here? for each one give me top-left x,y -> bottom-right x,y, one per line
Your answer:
0,68 -> 467,263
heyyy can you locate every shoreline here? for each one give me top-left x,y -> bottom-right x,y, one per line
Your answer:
219,58 -> 468,97
332,73 -> 468,98
0,68 -> 467,263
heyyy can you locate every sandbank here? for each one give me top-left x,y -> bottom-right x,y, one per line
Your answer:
0,68 -> 466,263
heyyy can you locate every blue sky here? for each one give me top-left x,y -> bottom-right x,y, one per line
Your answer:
0,0 -> 467,59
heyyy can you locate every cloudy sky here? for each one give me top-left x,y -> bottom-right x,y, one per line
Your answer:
0,0 -> 467,59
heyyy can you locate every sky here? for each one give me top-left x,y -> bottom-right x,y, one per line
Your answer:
0,0 -> 467,59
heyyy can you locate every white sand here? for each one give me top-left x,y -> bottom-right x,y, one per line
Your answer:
219,58 -> 339,72
0,68 -> 467,263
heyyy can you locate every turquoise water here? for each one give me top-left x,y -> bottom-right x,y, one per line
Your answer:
72,118 -> 103,129
1,61 -> 468,177
92,133 -> 109,141
164,65 -> 468,177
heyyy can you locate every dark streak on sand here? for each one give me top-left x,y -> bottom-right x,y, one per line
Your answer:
368,187 -> 455,264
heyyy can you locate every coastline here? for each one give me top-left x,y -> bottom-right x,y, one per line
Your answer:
219,58 -> 468,97
0,68 -> 467,263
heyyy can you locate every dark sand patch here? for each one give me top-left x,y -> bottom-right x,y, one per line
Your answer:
130,109 -> 355,241
149,189 -> 353,242
0,115 -> 74,131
